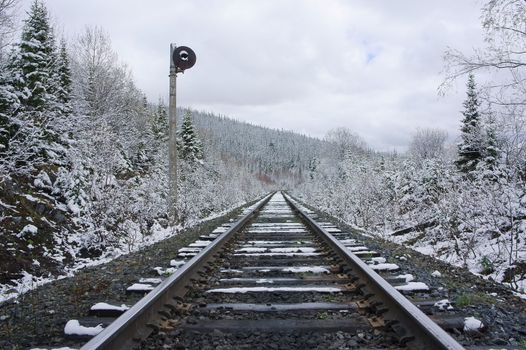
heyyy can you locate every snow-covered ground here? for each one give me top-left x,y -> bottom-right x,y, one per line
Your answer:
292,187 -> 526,297
0,201 -> 251,304
388,227 -> 526,295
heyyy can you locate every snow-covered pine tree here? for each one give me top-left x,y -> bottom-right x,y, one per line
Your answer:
12,0 -> 57,114
308,157 -> 318,180
0,61 -> 19,154
178,111 -> 203,162
152,98 -> 168,142
482,112 -> 500,170
456,73 -> 483,173
54,38 -> 72,115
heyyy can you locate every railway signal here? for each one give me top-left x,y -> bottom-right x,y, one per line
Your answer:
169,44 -> 196,223
173,46 -> 196,72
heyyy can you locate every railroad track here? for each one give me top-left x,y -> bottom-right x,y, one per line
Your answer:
67,192 -> 477,349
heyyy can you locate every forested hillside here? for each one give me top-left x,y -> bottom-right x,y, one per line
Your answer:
1,0 -> 525,303
190,110 -> 327,185
0,1 -> 327,301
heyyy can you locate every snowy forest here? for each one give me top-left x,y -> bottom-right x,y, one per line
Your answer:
295,2 -> 526,293
0,0 -> 525,302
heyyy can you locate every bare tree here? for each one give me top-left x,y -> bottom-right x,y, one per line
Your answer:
408,128 -> 447,162
0,0 -> 19,53
442,0 -> 526,107
71,26 -> 133,118
325,127 -> 367,160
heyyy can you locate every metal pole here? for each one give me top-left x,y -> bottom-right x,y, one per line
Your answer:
168,43 -> 177,223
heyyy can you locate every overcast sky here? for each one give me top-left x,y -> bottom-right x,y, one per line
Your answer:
22,0 -> 485,151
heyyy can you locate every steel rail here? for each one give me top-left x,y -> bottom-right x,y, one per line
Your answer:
283,193 -> 465,350
81,193 -> 273,350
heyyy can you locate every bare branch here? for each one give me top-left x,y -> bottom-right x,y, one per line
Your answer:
0,0 -> 20,51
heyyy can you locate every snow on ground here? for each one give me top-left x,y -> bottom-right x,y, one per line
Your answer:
154,266 -> 178,275
139,278 -> 162,284
90,302 -> 129,312
394,274 -> 414,282
0,271 -> 57,304
23,194 -> 40,202
463,316 -> 484,332
0,200 -> 256,304
126,283 -> 154,292
17,224 -> 38,238
394,281 -> 429,291
170,260 -> 186,267
369,263 -> 400,271
369,257 -> 387,264
388,222 -> 526,294
292,179 -> 525,294
434,299 -> 453,311
64,320 -> 103,336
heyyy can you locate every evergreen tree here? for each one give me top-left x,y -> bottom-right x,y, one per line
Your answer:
178,111 -> 203,162
152,99 -> 168,142
308,157 -> 318,180
483,113 -> 500,170
1,0 -> 67,171
456,73 -> 483,173
12,0 -> 57,113
54,38 -> 72,114
0,66 -> 19,153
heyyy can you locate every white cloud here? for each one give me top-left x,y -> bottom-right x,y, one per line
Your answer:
25,0 -> 485,151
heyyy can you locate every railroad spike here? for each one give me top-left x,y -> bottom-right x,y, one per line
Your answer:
375,307 -> 389,315
146,322 -> 160,332
391,323 -> 409,336
368,316 -> 386,328
399,335 -> 416,346
158,310 -> 171,318
344,283 -> 357,292
164,303 -> 178,311
356,300 -> 370,309
159,319 -> 179,332
384,319 -> 399,328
